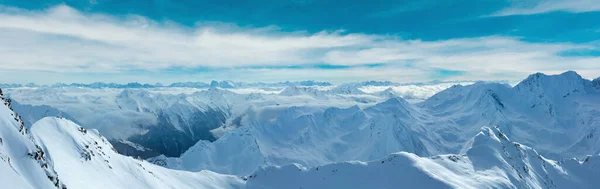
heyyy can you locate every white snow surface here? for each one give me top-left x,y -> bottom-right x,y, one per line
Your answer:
152,71 -> 600,177
30,117 -> 244,189
245,127 -> 600,189
3,72 -> 600,189
3,81 -> 462,139
1,96 -> 244,188
5,98 -> 600,188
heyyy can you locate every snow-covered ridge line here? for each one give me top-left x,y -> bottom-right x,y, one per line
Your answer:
0,90 -> 67,188
3,81 -> 600,188
2,90 -> 245,189
245,126 -> 600,189
4,79 -> 472,158
153,71 -> 600,177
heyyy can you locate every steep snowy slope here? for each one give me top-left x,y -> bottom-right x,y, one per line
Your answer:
246,127 -> 600,189
0,93 -> 66,188
421,71 -> 600,159
28,117 -> 245,189
1,90 -> 245,188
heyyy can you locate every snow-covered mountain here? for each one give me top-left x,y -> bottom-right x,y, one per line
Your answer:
246,127 -> 600,189
152,71 -> 600,177
2,71 -> 600,188
0,94 -> 245,189
3,84 -> 392,158
152,98 -> 434,175
0,93 -> 66,188
4,93 -> 600,188
421,71 -> 600,159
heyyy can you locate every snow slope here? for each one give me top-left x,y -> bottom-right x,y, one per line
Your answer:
29,117 -> 244,189
421,71 -> 600,159
1,91 -> 245,189
156,98 -> 437,175
246,127 -> 600,189
0,93 -> 62,188
3,71 -> 600,189
5,85 -> 392,158
158,71 -> 600,176
4,80 -> 467,159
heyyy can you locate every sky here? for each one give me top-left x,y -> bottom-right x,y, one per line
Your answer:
0,0 -> 599,84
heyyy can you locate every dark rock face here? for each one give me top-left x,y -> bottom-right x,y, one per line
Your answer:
122,108 -> 227,157
593,77 -> 600,89
109,140 -> 162,159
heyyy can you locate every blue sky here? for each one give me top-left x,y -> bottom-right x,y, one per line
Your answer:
0,0 -> 599,84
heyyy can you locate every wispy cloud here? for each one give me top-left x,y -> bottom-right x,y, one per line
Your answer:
492,0 -> 600,16
0,5 -> 599,84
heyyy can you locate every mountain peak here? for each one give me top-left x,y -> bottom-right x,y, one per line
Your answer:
280,86 -> 326,98
370,97 -> 411,113
463,126 -> 511,156
516,71 -> 589,98
378,87 -> 397,99
209,80 -> 219,89
559,70 -> 581,77
209,81 -> 236,89
521,71 -> 583,84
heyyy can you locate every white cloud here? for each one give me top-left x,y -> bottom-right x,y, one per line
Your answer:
493,0 -> 600,16
0,5 -> 375,72
0,5 -> 599,84
359,82 -> 476,101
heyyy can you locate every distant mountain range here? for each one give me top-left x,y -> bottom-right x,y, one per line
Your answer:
0,80 -> 335,89
0,79 -> 497,89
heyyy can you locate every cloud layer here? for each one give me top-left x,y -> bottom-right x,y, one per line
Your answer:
0,5 -> 599,84
493,0 -> 600,16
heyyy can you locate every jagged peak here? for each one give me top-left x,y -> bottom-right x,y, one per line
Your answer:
279,85 -> 301,95
474,126 -> 504,143
209,80 -> 219,89
369,97 -> 412,113
380,96 -> 410,106
461,126 -> 506,154
378,87 -> 397,97
559,70 -> 582,77
382,87 -> 395,93
518,71 -> 584,87
422,81 -> 509,110
515,71 -> 591,99
280,85 -> 325,97
464,126 -> 543,159
209,80 -> 236,89
593,77 -> 600,88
